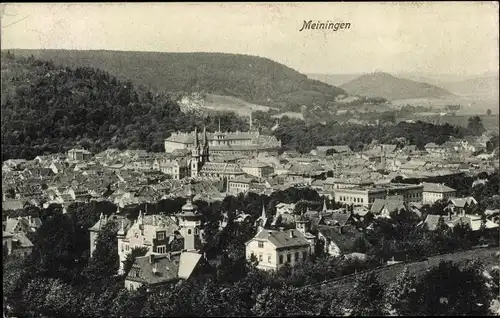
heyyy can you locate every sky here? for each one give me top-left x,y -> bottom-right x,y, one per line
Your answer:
1,2 -> 498,77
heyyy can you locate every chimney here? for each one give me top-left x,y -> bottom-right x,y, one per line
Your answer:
289,230 -> 294,238
149,254 -> 154,264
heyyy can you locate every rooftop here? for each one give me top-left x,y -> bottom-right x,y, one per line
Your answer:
250,229 -> 309,249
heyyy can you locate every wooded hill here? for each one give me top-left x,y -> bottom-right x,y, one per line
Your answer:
5,49 -> 346,109
339,72 -> 453,101
0,52 -> 248,160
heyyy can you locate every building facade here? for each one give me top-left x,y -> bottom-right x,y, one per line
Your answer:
165,128 -> 281,157
245,228 -> 311,271
334,183 -> 423,207
421,182 -> 457,204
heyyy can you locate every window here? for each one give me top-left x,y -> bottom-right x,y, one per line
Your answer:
157,232 -> 165,240
286,254 -> 291,263
195,228 -> 199,235
295,252 -> 299,261
125,244 -> 130,252
156,245 -> 166,254
267,254 -> 272,263
279,255 -> 284,264
258,241 -> 264,248
188,229 -> 192,235
259,253 -> 263,261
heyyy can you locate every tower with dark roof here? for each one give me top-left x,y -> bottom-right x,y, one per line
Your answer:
176,182 -> 203,251
295,211 -> 310,236
202,126 -> 210,163
191,127 -> 201,178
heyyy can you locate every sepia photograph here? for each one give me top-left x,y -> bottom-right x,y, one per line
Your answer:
1,2 -> 499,317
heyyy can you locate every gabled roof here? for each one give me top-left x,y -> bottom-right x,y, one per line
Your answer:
317,225 -> 363,252
420,214 -> 443,231
126,250 -> 204,285
370,199 -> 406,215
421,182 -> 456,193
249,229 -> 309,249
12,232 -> 34,248
448,197 -> 477,208
322,212 -> 352,227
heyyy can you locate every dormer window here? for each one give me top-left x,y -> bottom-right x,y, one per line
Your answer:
157,232 -> 165,240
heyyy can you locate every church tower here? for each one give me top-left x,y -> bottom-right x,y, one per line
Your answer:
176,183 -> 203,252
295,211 -> 310,236
191,127 -> 201,178
202,126 -> 210,163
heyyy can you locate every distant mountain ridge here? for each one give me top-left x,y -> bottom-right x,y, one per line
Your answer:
339,72 -> 453,101
4,49 -> 346,109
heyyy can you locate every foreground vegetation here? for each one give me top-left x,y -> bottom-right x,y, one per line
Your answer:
3,183 -> 499,317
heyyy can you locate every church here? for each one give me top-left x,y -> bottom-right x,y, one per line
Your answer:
188,126 -> 246,181
164,115 -> 281,157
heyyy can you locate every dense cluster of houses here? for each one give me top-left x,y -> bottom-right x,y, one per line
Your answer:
2,128 -> 499,289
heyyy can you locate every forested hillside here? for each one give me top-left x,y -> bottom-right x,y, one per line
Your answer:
6,49 -> 346,110
0,52 -> 248,160
1,53 -> 477,160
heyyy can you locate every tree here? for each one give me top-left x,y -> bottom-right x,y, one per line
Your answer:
408,260 -> 493,316
252,285 -> 323,316
347,272 -> 385,316
384,266 -> 417,315
28,213 -> 88,284
467,116 -> 486,136
122,246 -> 149,276
84,220 -> 120,279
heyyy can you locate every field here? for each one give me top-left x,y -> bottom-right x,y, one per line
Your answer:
202,94 -> 277,116
392,94 -> 499,115
400,115 -> 499,131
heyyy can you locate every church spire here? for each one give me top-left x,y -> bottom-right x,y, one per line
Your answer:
249,112 -> 253,131
193,126 -> 199,149
203,126 -> 208,145
322,198 -> 327,213
138,209 -> 143,225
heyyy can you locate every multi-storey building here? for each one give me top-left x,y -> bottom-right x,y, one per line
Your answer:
245,210 -> 314,272
334,183 -> 423,207
323,177 -> 374,192
117,211 -> 181,275
67,146 -> 92,161
123,185 -> 207,291
164,125 -> 281,157
245,228 -> 311,271
421,182 -> 457,204
240,161 -> 274,178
